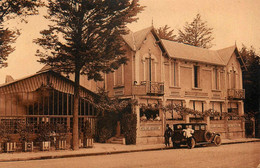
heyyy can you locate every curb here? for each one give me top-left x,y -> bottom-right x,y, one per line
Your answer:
221,139 -> 260,145
0,147 -> 167,162
0,140 -> 259,162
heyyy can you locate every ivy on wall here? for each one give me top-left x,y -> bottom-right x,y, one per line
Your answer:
139,103 -> 242,119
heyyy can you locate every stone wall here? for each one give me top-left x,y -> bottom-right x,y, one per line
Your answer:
136,121 -> 164,144
210,119 -> 245,139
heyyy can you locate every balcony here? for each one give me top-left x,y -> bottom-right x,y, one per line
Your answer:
133,81 -> 164,96
227,89 -> 245,100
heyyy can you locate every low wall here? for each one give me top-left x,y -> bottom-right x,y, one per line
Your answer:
137,121 -> 164,145
210,119 -> 245,139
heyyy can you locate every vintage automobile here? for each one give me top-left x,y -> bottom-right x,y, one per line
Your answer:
171,123 -> 221,149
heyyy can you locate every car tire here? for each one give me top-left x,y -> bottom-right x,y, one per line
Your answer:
187,137 -> 196,149
213,135 -> 221,146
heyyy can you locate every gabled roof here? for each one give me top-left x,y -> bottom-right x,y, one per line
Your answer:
160,39 -> 225,66
122,27 -> 246,67
121,28 -> 136,51
133,26 -> 153,50
122,26 -> 153,51
217,45 -> 247,71
217,45 -> 236,65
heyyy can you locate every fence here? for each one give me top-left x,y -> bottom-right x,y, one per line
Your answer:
0,115 -> 97,135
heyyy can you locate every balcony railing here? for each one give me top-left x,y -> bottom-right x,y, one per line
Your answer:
227,89 -> 245,100
140,81 -> 164,96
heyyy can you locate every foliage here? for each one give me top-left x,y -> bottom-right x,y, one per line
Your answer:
0,0 -> 43,68
55,123 -> 68,141
0,121 -> 15,142
162,103 -> 222,118
37,123 -> 52,142
80,120 -> 93,139
95,89 -> 136,143
239,45 -> 260,119
0,0 -> 43,22
177,13 -> 214,49
139,103 -> 160,111
203,109 -> 221,117
0,27 -> 17,68
95,115 -> 116,143
34,0 -> 143,149
0,122 -> 7,142
155,25 -> 176,41
139,103 -> 160,119
121,113 -> 137,145
34,0 -> 144,80
96,88 -> 137,114
221,112 -> 242,120
17,122 -> 34,142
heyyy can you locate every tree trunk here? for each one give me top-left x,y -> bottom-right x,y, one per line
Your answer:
72,68 -> 80,150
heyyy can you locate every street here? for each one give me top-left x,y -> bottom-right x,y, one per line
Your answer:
1,142 -> 259,168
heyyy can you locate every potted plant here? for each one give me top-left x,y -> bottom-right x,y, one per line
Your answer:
0,122 -> 17,153
38,123 -> 52,151
4,135 -> 17,153
18,122 -> 34,152
79,131 -> 84,148
0,122 -> 4,153
81,120 -> 94,148
55,123 -> 68,150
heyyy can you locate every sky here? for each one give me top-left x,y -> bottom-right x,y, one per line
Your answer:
0,0 -> 259,84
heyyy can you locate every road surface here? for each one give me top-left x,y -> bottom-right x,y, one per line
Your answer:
1,142 -> 259,168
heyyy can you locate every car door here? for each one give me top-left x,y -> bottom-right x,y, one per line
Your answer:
192,124 -> 201,142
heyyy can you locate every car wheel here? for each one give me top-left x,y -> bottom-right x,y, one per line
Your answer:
213,135 -> 221,146
187,137 -> 196,149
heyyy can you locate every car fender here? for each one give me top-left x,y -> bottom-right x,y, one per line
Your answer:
211,133 -> 221,142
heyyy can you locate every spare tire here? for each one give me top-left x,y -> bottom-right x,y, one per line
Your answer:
204,131 -> 212,142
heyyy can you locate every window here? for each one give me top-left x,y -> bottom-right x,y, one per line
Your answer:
194,125 -> 200,130
213,68 -> 219,90
114,65 -> 124,86
145,58 -> 155,82
170,62 -> 178,86
194,65 -> 200,88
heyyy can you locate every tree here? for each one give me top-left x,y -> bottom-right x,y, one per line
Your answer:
34,0 -> 144,150
177,13 -> 214,49
155,25 -> 176,41
0,0 -> 43,68
239,45 -> 260,119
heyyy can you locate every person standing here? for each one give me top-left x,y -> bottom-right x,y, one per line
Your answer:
164,124 -> 172,147
183,125 -> 194,148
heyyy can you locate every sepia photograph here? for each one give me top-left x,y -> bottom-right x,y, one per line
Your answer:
0,0 -> 259,167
